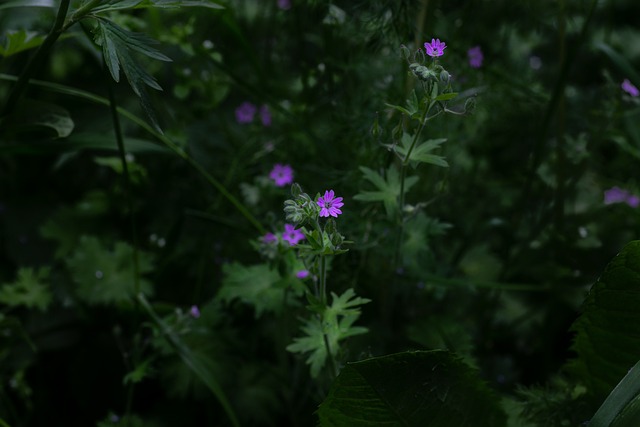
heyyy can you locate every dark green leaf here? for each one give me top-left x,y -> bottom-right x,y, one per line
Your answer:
353,166 -> 418,219
317,350 -> 507,427
66,235 -> 154,306
0,0 -> 54,10
567,241 -> 640,401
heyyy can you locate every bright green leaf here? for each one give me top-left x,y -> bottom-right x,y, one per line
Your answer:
353,166 -> 418,219
0,30 -> 46,57
287,289 -> 369,378
0,267 -> 52,311
317,350 -> 507,427
395,134 -> 448,168
0,99 -> 74,138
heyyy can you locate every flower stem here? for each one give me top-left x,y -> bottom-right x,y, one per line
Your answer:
393,101 -> 432,271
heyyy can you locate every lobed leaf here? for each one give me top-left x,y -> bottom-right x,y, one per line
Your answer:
0,30 -> 46,57
353,166 -> 418,219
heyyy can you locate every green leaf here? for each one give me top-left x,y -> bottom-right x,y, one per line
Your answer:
395,134 -> 448,168
0,99 -> 74,138
66,235 -> 154,306
287,289 -> 369,378
92,17 -> 171,132
0,30 -> 46,57
434,92 -> 458,102
567,241 -> 640,401
92,0 -> 224,12
0,267 -> 52,311
0,0 -> 54,10
217,263 -> 291,317
317,350 -> 507,427
353,166 -> 419,219
123,359 -> 154,385
590,359 -> 640,427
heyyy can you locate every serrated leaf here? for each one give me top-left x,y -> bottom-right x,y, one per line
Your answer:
0,267 -> 52,311
395,134 -> 448,167
0,30 -> 46,57
92,18 -> 171,132
217,263 -> 289,317
567,241 -> 640,402
123,359 -> 153,385
287,289 -> 369,378
353,166 -> 418,218
66,235 -> 154,305
317,350 -> 507,427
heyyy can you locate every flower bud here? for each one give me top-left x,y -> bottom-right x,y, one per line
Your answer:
399,45 -> 411,61
290,183 -> 302,198
439,70 -> 451,84
464,97 -> 477,114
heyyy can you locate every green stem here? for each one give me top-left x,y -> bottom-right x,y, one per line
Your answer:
393,101 -> 431,270
62,0 -> 102,31
2,0 -> 71,116
105,66 -> 141,298
317,251 -> 337,379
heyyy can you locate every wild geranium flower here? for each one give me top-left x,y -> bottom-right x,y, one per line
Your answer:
296,269 -> 310,279
260,105 -> 272,126
604,186 -> 639,207
269,164 -> 294,187
317,190 -> 344,218
424,38 -> 447,58
622,79 -> 639,97
189,305 -> 201,318
282,224 -> 305,246
262,232 -> 277,244
235,101 -> 257,123
604,186 -> 630,204
278,0 -> 291,10
468,46 -> 483,68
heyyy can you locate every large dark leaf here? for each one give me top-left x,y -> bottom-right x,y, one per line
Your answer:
317,350 -> 506,427
568,241 -> 640,401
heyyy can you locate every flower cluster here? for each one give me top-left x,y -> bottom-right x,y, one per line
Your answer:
604,186 -> 639,208
284,185 -> 344,225
235,102 -> 272,125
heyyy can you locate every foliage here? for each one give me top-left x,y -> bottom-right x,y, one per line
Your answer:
2,0 -> 640,426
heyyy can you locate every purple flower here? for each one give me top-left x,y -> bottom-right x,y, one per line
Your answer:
468,46 -> 483,68
269,164 -> 294,187
282,224 -> 305,246
189,305 -> 201,318
604,186 -> 630,204
260,105 -> 272,126
622,79 -> 639,97
277,0 -> 291,10
235,102 -> 257,123
424,38 -> 447,58
262,232 -> 277,244
317,190 -> 344,218
604,186 -> 640,207
296,269 -> 310,279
